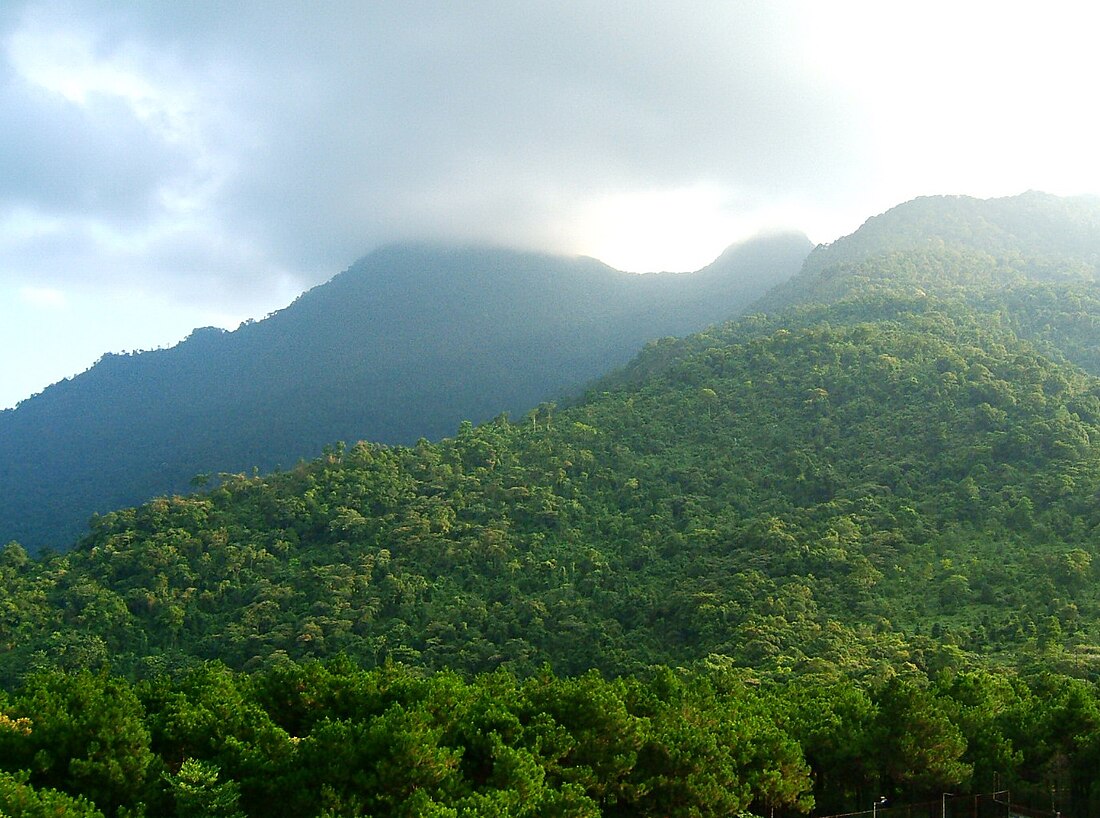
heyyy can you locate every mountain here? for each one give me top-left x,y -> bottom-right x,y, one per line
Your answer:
5,193 -> 1100,678
0,233 -> 811,553
9,192 -> 1100,817
762,190 -> 1100,306
757,192 -> 1100,371
7,295 -> 1099,676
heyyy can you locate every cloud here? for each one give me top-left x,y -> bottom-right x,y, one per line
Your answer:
0,1 -> 869,307
0,79 -> 183,220
3,0 -> 1100,409
18,284 -> 66,308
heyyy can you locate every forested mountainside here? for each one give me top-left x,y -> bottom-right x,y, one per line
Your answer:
8,296 -> 1100,681
759,192 -> 1100,375
0,233 -> 809,553
7,193 -> 1100,817
763,191 -> 1100,303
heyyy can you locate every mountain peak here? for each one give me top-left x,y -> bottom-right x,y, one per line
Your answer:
701,231 -> 814,276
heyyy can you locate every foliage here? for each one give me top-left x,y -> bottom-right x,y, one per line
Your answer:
0,769 -> 106,817
164,758 -> 244,818
0,661 -> 821,817
10,290 -> 1100,684
0,660 -> 1096,816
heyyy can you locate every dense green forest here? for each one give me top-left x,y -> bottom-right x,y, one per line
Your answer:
0,234 -> 809,553
6,193 -> 1100,815
2,660 -> 1099,818
8,298 -> 1100,682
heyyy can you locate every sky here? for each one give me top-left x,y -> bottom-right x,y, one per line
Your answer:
3,1 -> 1100,410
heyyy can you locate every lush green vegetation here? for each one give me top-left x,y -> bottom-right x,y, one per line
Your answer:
1,660 -> 1098,817
6,193 -> 1100,815
4,292 -> 1100,813
762,192 -> 1100,379
7,295 -> 1100,683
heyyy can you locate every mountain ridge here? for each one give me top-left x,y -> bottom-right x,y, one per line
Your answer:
0,232 -> 810,552
757,191 -> 1100,313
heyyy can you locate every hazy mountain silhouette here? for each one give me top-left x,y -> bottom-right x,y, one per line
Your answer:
0,233 -> 810,552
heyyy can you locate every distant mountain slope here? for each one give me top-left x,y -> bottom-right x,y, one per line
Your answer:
753,192 -> 1100,377
7,293 -> 1100,685
0,234 -> 810,552
765,191 -> 1100,303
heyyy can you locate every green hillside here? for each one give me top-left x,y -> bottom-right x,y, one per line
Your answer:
6,193 -> 1100,816
6,290 -> 1100,682
761,192 -> 1100,375
6,292 -> 1100,815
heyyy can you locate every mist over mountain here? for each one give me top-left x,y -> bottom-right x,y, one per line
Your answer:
0,233 -> 810,552
749,192 -> 1100,379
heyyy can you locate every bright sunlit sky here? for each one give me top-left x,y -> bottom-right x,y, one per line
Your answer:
3,1 -> 1100,409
